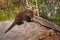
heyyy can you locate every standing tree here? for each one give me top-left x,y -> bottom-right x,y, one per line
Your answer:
34,0 -> 39,16
26,0 -> 32,9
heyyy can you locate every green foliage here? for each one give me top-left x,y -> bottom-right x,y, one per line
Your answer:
53,13 -> 60,25
0,7 -> 19,21
0,0 -> 20,20
0,0 -> 60,26
0,10 -> 13,20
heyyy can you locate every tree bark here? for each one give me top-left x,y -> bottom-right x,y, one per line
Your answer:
26,0 -> 32,9
35,0 -> 39,16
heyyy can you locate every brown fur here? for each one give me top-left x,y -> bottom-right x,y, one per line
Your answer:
5,9 -> 33,33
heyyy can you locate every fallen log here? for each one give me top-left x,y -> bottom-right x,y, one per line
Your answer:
0,21 -> 53,40
0,15 -> 60,40
34,15 -> 60,34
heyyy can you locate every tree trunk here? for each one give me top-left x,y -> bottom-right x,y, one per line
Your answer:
35,0 -> 39,16
26,0 -> 32,9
